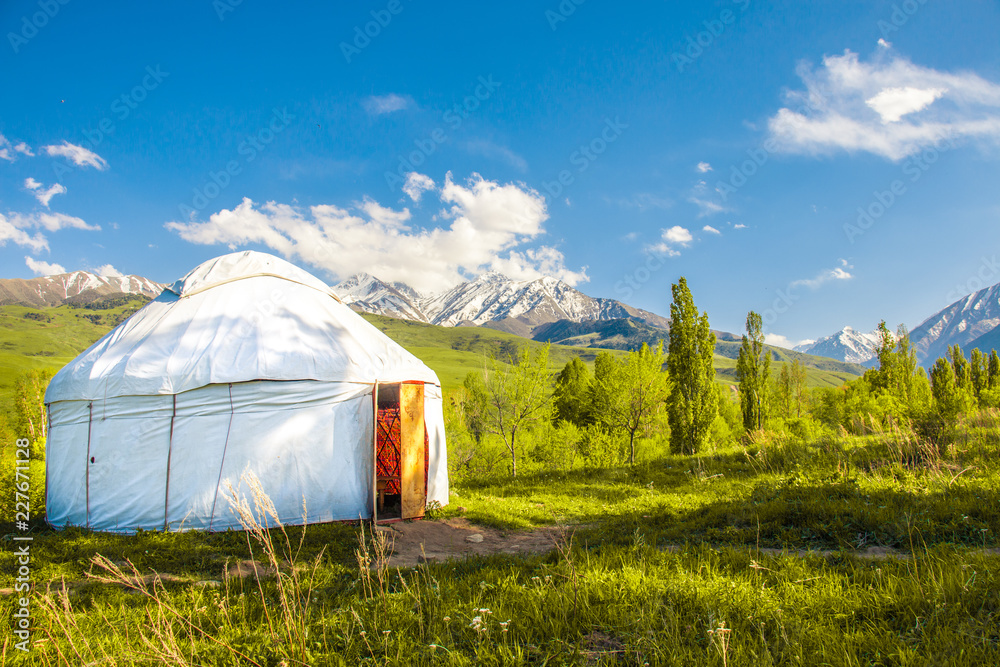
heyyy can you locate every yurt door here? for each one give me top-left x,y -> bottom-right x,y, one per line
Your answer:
399,382 -> 426,519
374,382 -> 426,521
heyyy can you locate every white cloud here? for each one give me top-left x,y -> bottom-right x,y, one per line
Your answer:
43,141 -> 109,170
166,173 -> 587,293
733,223 -> 747,229
489,246 -> 588,285
663,226 -> 693,244
646,225 -> 692,258
702,225 -> 721,235
24,178 -> 67,207
402,172 -> 436,202
0,211 -> 98,253
25,256 -> 66,276
0,134 -> 15,162
0,221 -> 47,252
362,94 -> 411,115
696,161 -> 713,172
92,264 -> 123,277
866,86 -> 946,123
790,259 -> 854,289
764,333 -> 812,349
1,135 -> 33,161
768,49 -> 1000,160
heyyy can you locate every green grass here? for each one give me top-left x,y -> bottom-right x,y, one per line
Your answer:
3,412 -> 1000,664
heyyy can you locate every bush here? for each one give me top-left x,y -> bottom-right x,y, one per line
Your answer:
530,421 -> 581,472
578,425 -> 627,468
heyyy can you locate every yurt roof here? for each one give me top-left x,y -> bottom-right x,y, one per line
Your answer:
46,251 -> 439,402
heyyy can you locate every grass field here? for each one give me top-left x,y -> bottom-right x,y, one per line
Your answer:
2,410 -> 998,664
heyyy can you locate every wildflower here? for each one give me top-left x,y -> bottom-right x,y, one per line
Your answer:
360,631 -> 367,637
443,616 -> 451,622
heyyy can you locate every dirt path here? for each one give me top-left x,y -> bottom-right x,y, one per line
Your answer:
377,517 -> 568,568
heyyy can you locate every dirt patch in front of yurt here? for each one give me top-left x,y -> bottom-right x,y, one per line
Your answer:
377,517 -> 567,568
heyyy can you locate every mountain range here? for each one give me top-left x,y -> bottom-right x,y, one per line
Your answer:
333,271 -> 672,337
797,281 -> 1000,366
5,266 -> 1000,370
0,271 -> 166,308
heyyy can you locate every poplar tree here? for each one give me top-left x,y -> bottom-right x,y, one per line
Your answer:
736,310 -> 770,431
667,277 -> 717,455
989,349 -> 1000,389
553,357 -> 592,426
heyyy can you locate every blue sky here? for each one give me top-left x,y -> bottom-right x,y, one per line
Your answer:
2,1 -> 1000,346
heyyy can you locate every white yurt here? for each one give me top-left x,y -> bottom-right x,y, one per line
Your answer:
44,251 -> 448,533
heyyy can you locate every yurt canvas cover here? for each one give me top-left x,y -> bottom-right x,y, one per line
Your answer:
44,251 -> 448,533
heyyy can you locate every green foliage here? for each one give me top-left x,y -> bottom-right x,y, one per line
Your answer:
667,278 -> 717,455
735,311 -> 769,431
528,420 -> 582,472
590,341 -> 669,464
577,423 -> 628,468
552,357 -> 592,426
476,344 -> 553,477
931,357 -> 967,421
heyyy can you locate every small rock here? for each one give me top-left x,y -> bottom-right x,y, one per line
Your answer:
456,506 -> 467,513
418,554 -> 437,563
195,580 -> 223,588
465,533 -> 484,544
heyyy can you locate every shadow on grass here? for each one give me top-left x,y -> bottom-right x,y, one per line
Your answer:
0,518 -> 360,583
580,477 -> 1000,552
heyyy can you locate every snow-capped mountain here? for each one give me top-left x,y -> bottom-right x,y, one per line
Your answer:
334,271 -> 671,335
794,326 -> 886,365
333,273 -> 429,322
908,282 -> 1000,364
0,271 -> 166,307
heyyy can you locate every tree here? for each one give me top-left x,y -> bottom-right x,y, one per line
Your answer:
592,342 -> 669,464
736,311 -> 770,431
461,371 -> 489,445
867,320 -> 897,395
948,345 -> 977,413
970,347 -> 987,403
479,344 -> 553,477
553,357 -> 592,427
667,277 -> 717,455
930,357 -> 964,421
588,351 -> 618,426
988,349 -> 1000,389
774,363 -> 792,420
790,358 -> 808,418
